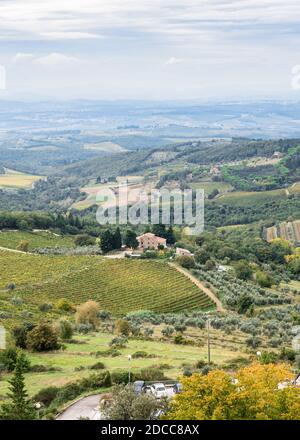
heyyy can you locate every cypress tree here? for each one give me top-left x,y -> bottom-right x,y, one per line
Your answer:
0,353 -> 36,420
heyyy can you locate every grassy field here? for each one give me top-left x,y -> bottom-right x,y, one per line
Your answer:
0,168 -> 44,189
0,252 -> 214,327
190,180 -> 233,197
215,180 -> 300,206
0,231 -> 75,250
0,331 -> 247,398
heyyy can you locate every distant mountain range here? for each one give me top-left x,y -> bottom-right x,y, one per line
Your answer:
1,99 -> 300,139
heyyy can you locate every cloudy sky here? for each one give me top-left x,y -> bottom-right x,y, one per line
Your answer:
0,0 -> 299,100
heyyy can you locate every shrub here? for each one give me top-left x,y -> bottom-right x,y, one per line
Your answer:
89,362 -> 106,370
56,319 -> 73,341
0,349 -> 30,372
174,334 -> 185,345
98,310 -> 111,321
95,348 -> 121,358
11,296 -> 23,306
245,336 -> 261,349
33,386 -> 60,407
109,336 -> 128,348
131,351 -> 151,359
17,240 -> 29,252
56,299 -> 74,312
279,347 -> 296,362
39,303 -> 53,312
26,322 -> 60,352
12,323 -> 35,349
137,367 -> 167,381
74,234 -> 95,247
176,255 -> 195,269
161,326 -> 175,338
111,370 -> 130,385
115,319 -> 131,336
77,323 -> 93,334
75,300 -> 99,329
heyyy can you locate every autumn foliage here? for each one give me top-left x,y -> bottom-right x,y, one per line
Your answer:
166,363 -> 300,420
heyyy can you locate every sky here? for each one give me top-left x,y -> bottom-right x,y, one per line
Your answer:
0,0 -> 300,100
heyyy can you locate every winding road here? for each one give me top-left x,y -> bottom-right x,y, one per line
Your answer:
56,394 -> 102,420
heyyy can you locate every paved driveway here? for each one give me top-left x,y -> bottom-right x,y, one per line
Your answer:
56,394 -> 102,420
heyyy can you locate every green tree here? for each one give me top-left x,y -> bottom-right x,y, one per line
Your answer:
166,226 -> 176,245
0,354 -> 36,420
102,384 -> 161,420
237,293 -> 254,314
124,230 -> 138,249
101,230 -> 114,253
234,260 -> 252,280
113,227 -> 122,249
152,224 -> 167,238
26,322 -> 60,352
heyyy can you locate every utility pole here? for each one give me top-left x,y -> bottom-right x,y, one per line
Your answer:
128,354 -> 132,384
207,317 -> 211,365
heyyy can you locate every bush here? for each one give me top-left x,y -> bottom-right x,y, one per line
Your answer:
131,351 -> 151,359
115,319 -> 131,336
95,348 -> 121,358
75,300 -> 100,329
76,323 -> 93,334
137,367 -> 167,382
176,255 -> 195,269
56,299 -> 74,312
17,240 -> 29,252
89,362 -> 106,370
109,336 -> 128,348
57,319 -> 73,341
0,349 -> 30,372
26,322 -> 60,352
33,386 -> 60,407
111,370 -> 130,385
74,234 -> 95,247
161,326 -> 175,338
12,323 -> 35,349
173,334 -> 186,345
39,303 -> 53,312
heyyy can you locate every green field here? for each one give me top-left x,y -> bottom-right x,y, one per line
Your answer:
0,331 -> 246,399
0,251 -> 214,327
215,180 -> 300,206
0,231 -> 75,250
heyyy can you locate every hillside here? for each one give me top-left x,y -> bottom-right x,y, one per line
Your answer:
0,251 -> 214,327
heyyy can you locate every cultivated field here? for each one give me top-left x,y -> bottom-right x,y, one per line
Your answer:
0,252 -> 214,328
0,168 -> 44,189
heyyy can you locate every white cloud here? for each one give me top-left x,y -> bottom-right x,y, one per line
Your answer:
12,52 -> 35,63
40,31 -> 101,40
165,57 -> 183,65
33,53 -> 80,67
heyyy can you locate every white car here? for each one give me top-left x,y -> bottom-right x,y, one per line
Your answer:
150,383 -> 168,399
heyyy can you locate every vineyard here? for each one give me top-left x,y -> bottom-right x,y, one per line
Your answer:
0,251 -> 214,325
0,230 -> 75,250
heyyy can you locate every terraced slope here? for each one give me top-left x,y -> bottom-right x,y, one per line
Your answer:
0,251 -> 214,322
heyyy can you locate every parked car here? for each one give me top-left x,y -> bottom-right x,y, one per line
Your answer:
150,383 -> 168,399
173,382 -> 183,394
133,380 -> 145,395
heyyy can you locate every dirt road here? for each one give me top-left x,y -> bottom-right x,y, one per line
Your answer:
169,262 -> 224,312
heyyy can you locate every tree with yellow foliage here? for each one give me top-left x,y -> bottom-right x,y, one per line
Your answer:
165,363 -> 300,420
